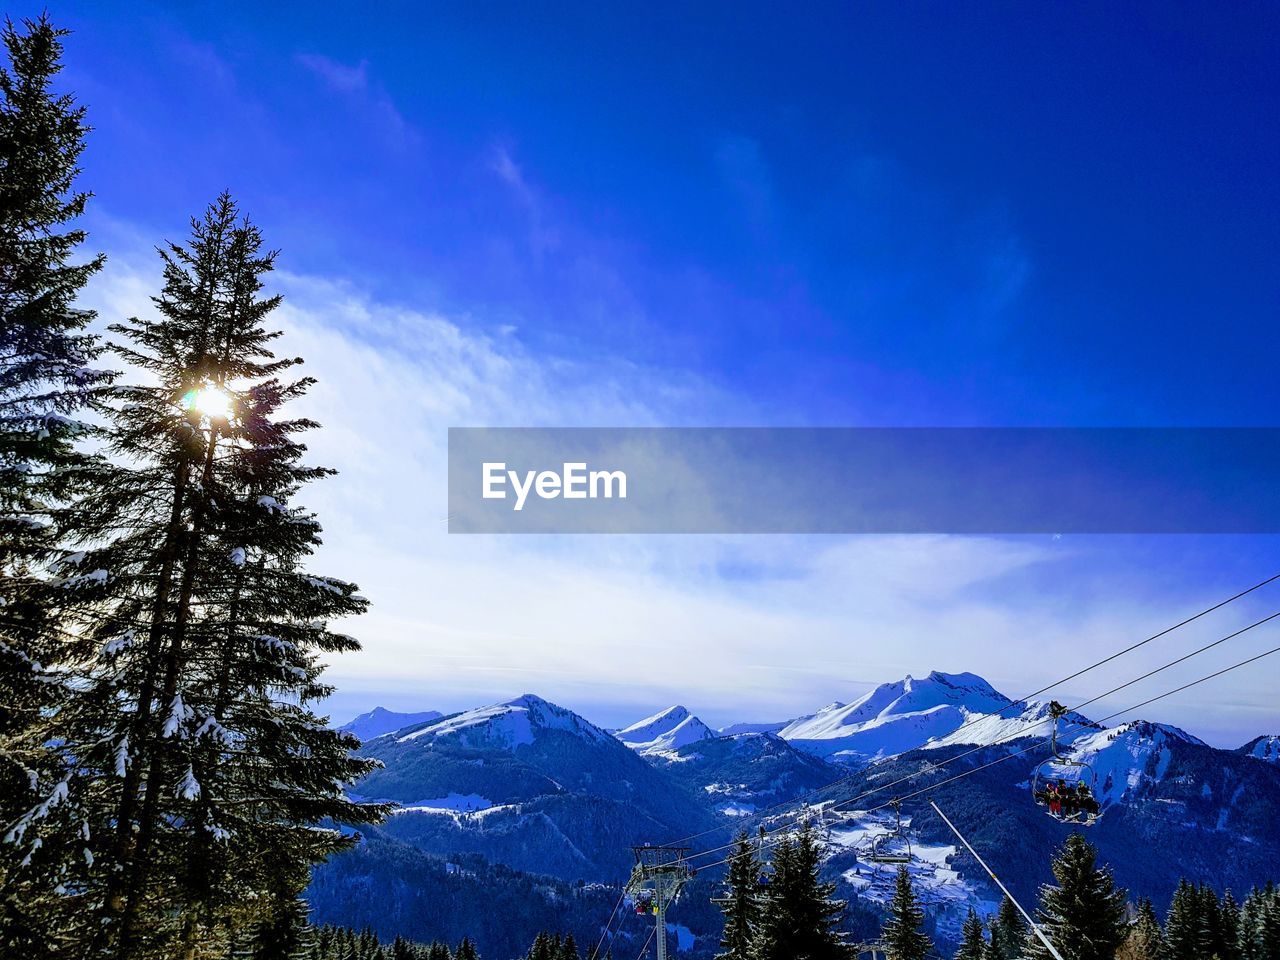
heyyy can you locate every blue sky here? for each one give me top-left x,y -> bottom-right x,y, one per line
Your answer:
24,2 -> 1280,743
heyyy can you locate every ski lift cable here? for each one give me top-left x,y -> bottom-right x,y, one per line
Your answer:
633,927 -> 656,960
930,800 -> 1065,960
586,887 -> 628,960
659,569 -> 1280,849
691,638 -> 1280,872
592,575 -> 1280,941
682,607 -> 1280,866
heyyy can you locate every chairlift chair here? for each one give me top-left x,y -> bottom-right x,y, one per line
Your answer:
867,799 -> 912,865
1031,701 -> 1102,825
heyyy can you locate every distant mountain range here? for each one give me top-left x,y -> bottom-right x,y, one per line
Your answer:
339,706 -> 444,741
308,671 -> 1280,959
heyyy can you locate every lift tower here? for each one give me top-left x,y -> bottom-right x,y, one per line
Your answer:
627,845 -> 693,960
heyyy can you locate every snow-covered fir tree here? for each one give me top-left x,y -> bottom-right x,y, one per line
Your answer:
50,195 -> 388,958
880,866 -> 932,960
956,908 -> 987,960
1220,891 -> 1243,960
985,896 -> 1028,960
0,14 -> 110,956
752,822 -> 850,960
1163,880 -> 1210,960
1165,881 -> 1246,960
1116,899 -> 1161,960
715,832 -> 761,960
1235,885 -> 1280,960
1024,834 -> 1126,960
523,932 -> 581,960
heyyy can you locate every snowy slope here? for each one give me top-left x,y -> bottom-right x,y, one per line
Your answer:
719,720 -> 791,736
616,705 -> 717,755
924,698 -> 1102,751
1237,735 -> 1280,763
339,706 -> 443,741
751,804 -> 995,941
651,731 -> 845,816
780,672 -> 1012,763
396,694 -> 613,748
354,694 -> 719,882
1065,719 -> 1207,805
832,813 -> 996,940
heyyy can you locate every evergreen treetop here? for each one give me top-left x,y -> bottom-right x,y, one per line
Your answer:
1025,834 -> 1126,960
880,866 -> 932,960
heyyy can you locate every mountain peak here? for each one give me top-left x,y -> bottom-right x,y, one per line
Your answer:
503,693 -> 552,710
617,705 -> 716,755
1238,735 -> 1280,762
339,706 -> 443,742
396,694 -> 610,748
779,670 -> 1013,761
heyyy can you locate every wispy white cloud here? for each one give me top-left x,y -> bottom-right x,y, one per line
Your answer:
80,243 -> 1280,746
488,144 -> 562,261
296,53 -> 369,94
296,52 -> 416,150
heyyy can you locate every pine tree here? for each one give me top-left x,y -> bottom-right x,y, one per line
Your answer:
455,937 -> 479,960
956,909 -> 986,960
251,892 -> 312,960
1164,879 -> 1208,960
1025,834 -> 1126,960
1117,899 -> 1161,960
560,933 -> 580,960
47,195 -> 388,958
1236,888 -> 1274,960
754,823 -> 851,960
986,897 -> 1028,960
879,866 -> 932,960
1264,886 -> 1280,960
1221,891 -> 1242,960
0,14 -> 109,955
1199,885 -> 1229,960
716,832 -> 761,960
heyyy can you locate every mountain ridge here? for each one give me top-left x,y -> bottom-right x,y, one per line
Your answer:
312,673 -> 1280,959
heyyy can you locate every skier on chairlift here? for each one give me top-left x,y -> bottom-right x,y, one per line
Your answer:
1057,779 -> 1077,819
1045,781 -> 1063,818
1073,781 -> 1100,821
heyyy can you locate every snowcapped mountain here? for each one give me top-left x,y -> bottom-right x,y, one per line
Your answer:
338,706 -> 443,741
313,675 -> 1280,959
924,697 -> 1102,751
1065,719 -> 1207,805
648,731 -> 846,816
353,694 -> 717,880
718,720 -> 790,736
393,693 -> 614,749
1237,735 -> 1280,762
616,705 -> 717,755
779,671 -> 1014,763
